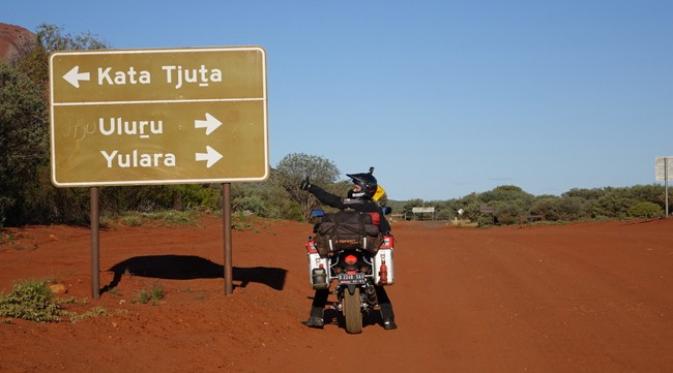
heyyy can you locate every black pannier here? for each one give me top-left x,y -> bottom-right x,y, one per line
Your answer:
314,210 -> 382,257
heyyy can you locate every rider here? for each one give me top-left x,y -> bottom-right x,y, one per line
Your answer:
300,167 -> 397,330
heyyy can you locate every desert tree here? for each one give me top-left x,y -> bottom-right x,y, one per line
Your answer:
275,153 -> 339,218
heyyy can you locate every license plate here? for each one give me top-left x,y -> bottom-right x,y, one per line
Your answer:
338,273 -> 366,284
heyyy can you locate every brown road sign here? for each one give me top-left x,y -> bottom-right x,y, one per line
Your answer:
49,47 -> 268,187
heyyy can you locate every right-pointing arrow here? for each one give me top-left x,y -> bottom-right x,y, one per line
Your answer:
194,113 -> 222,135
63,65 -> 91,88
195,146 -> 223,168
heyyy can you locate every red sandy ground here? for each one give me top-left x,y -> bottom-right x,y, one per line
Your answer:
1,217 -> 672,372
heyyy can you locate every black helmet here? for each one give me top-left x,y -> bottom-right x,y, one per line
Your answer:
346,167 -> 377,199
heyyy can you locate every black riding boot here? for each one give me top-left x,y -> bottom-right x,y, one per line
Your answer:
304,288 -> 329,328
375,286 -> 397,330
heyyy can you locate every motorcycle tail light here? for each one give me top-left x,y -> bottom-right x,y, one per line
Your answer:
344,254 -> 358,265
380,235 -> 395,249
305,238 -> 318,254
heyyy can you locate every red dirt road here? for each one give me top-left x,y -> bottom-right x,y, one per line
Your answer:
1,217 -> 673,372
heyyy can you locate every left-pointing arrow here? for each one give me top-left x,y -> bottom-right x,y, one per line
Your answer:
195,146 -> 223,168
63,66 -> 91,88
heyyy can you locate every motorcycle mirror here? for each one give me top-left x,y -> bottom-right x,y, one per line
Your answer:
382,206 -> 392,215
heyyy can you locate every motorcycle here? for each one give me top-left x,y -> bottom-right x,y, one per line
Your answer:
306,209 -> 395,334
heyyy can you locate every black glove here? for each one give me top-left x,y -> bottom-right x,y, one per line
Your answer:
300,177 -> 312,191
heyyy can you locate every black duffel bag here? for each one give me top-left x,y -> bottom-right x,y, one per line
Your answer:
314,210 -> 382,257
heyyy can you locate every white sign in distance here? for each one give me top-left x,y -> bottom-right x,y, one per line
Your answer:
655,157 -> 673,181
412,207 -> 435,214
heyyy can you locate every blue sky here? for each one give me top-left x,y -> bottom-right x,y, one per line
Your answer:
6,0 -> 673,200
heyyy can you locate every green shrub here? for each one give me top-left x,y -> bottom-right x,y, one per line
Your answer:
477,215 -> 496,227
435,208 -> 455,220
70,306 -> 107,323
173,184 -> 220,210
233,194 -> 269,216
136,284 -> 165,305
557,196 -> 589,220
142,210 -> 196,225
0,280 -> 63,322
121,214 -> 143,227
530,197 -> 561,221
232,212 -> 253,231
0,63 -> 48,226
0,25 -> 109,227
118,210 -> 197,226
493,200 -> 527,225
481,185 -> 534,205
628,201 -> 664,218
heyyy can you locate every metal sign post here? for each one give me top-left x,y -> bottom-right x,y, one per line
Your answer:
49,47 -> 268,297
223,183 -> 233,295
90,187 -> 100,299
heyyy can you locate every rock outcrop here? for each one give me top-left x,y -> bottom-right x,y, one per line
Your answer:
0,23 -> 36,63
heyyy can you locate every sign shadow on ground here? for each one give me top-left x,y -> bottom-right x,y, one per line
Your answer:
102,255 -> 286,293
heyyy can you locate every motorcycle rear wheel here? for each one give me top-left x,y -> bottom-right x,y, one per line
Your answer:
343,287 -> 362,334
